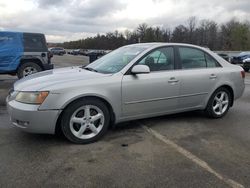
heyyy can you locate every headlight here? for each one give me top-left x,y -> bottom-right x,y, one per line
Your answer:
15,91 -> 49,104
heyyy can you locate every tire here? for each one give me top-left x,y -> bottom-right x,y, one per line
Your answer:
17,62 -> 42,79
205,87 -> 232,118
61,98 -> 110,144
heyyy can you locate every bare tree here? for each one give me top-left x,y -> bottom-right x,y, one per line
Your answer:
137,23 -> 148,42
186,16 -> 197,43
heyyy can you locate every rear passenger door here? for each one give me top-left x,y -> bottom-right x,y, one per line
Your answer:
176,46 -> 222,109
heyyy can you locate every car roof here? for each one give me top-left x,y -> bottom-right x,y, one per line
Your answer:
125,42 -> 209,51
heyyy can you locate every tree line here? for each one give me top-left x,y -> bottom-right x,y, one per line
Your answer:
62,17 -> 250,51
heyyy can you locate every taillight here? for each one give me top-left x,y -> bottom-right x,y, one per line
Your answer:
241,70 -> 245,79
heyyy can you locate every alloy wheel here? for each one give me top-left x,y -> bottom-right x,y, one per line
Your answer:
212,91 -> 229,116
23,66 -> 38,77
69,105 -> 105,139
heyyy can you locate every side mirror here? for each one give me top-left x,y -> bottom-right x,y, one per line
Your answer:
131,65 -> 150,74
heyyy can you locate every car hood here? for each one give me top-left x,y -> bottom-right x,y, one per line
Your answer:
14,66 -> 111,91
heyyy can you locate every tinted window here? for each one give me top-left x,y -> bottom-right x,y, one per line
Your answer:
23,33 -> 47,52
179,47 -> 220,69
179,47 -> 206,69
138,47 -> 174,71
205,54 -> 220,67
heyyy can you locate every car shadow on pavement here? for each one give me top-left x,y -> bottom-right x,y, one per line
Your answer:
7,110 -> 206,146
137,110 -> 206,126
13,131 -> 69,145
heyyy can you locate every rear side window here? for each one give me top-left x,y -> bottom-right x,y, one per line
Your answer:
179,47 -> 220,69
23,33 -> 47,52
205,54 -> 220,67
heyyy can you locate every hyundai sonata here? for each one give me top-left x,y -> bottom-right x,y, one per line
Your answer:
7,43 -> 245,144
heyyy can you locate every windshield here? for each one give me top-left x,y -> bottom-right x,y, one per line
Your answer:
85,46 -> 147,73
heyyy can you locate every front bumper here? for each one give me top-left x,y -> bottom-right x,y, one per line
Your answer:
7,98 -> 60,134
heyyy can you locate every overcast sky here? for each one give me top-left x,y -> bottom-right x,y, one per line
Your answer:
0,0 -> 249,42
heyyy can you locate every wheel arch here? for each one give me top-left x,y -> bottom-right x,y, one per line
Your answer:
221,85 -> 234,107
54,95 -> 116,135
18,58 -> 44,70
208,84 -> 234,107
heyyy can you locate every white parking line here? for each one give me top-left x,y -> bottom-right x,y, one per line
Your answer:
142,125 -> 244,188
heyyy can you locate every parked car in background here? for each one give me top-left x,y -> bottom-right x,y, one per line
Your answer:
231,51 -> 250,65
87,50 -> 108,63
217,53 -> 230,62
67,49 -> 73,54
0,31 -> 53,78
72,49 -> 80,55
7,43 -> 245,144
67,49 -> 109,57
84,50 -> 106,56
49,47 -> 66,55
243,58 -> 250,72
68,49 -> 80,55
79,49 -> 89,56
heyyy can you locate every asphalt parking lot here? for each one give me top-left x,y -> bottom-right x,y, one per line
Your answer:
0,54 -> 250,187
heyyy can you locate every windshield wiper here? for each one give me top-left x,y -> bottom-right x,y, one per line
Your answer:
82,67 -> 98,72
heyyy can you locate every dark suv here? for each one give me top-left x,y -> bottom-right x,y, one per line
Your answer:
0,31 -> 53,78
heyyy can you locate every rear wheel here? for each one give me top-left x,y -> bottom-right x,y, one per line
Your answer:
61,98 -> 110,144
17,62 -> 42,78
205,88 -> 232,118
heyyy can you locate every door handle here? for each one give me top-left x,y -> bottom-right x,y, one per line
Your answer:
168,77 -> 179,84
209,74 -> 217,79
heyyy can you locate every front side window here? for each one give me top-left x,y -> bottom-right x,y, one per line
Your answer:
179,47 -> 220,69
138,47 -> 174,71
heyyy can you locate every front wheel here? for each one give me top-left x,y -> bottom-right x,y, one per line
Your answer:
205,88 -> 232,118
61,99 -> 110,144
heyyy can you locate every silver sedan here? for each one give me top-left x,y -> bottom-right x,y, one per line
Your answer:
7,43 -> 245,144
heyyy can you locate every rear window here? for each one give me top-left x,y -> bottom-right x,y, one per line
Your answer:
23,33 -> 47,52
